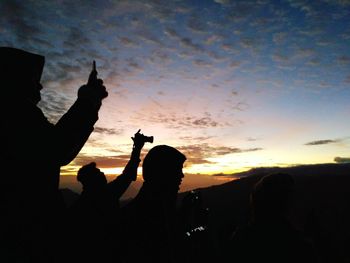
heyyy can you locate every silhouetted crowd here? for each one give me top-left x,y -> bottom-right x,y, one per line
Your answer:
1,47 -> 321,263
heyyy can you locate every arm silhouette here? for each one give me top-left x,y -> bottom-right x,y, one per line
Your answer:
108,130 -> 152,200
48,61 -> 108,165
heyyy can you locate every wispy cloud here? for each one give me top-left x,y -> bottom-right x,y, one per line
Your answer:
0,1 -> 42,43
187,14 -> 208,34
345,74 -> 350,83
73,153 -> 132,168
39,90 -> 74,123
337,55 -> 350,65
273,32 -> 288,45
213,0 -> 230,5
304,139 -> 340,146
94,127 -> 124,136
179,136 -> 214,142
119,37 -> 139,48
193,59 -> 212,67
177,143 -> 263,165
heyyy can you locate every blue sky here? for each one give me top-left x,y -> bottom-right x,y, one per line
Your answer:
1,0 -> 349,193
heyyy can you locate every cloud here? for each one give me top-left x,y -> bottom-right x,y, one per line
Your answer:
205,35 -> 223,45
323,0 -> 350,6
221,43 -> 239,53
207,50 -> 225,61
179,136 -> 215,142
0,1 -> 46,47
73,153 -> 132,168
193,59 -> 212,67
164,27 -> 204,53
229,61 -> 241,69
334,157 -> 350,163
119,37 -> 138,47
125,57 -> 144,71
286,0 -> 318,17
337,55 -> 350,65
133,109 -> 230,129
345,74 -> 350,83
273,32 -> 288,44
148,49 -> 172,64
39,90 -> 74,123
177,143 -> 263,165
247,137 -> 259,142
306,58 -> 320,66
341,32 -> 350,40
272,53 -> 289,63
94,127 -> 124,136
187,14 -> 208,33
191,117 -> 219,127
239,37 -> 256,49
180,37 -> 204,52
304,139 -> 339,146
176,114 -> 220,128
138,29 -> 162,45
231,90 -> 239,96
226,2 -> 256,23
164,27 -> 180,38
63,27 -> 92,50
293,47 -> 315,59
214,0 -> 231,5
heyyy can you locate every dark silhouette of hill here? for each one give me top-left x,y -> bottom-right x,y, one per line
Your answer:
178,163 -> 350,263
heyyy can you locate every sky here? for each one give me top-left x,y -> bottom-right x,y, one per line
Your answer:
1,0 -> 350,194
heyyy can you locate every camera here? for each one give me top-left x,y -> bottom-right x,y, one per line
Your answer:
133,130 -> 153,144
140,134 -> 154,143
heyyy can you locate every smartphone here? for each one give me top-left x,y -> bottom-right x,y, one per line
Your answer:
88,60 -> 97,84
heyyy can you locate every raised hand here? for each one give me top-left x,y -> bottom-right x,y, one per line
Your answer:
131,129 -> 153,151
78,61 -> 108,107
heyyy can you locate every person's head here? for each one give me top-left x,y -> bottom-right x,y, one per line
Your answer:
0,47 -> 45,104
142,145 -> 186,196
250,173 -> 295,220
77,162 -> 107,190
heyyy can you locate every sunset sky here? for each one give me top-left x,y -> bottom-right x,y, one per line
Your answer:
1,0 -> 349,193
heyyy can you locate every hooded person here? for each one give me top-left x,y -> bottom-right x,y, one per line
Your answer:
227,173 -> 317,263
120,145 -> 186,263
0,47 -> 108,262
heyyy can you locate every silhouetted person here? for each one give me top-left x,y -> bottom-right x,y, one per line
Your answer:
120,145 -> 186,263
68,130 -> 150,262
0,47 -> 107,262
226,173 -> 317,263
179,190 -> 218,263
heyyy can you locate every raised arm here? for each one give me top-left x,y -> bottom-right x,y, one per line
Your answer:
108,130 -> 153,200
53,61 -> 108,165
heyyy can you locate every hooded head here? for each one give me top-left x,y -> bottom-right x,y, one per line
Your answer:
0,47 -> 45,104
142,145 -> 186,195
250,173 -> 295,221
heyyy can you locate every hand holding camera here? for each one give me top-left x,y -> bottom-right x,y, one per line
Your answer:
132,129 -> 153,151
